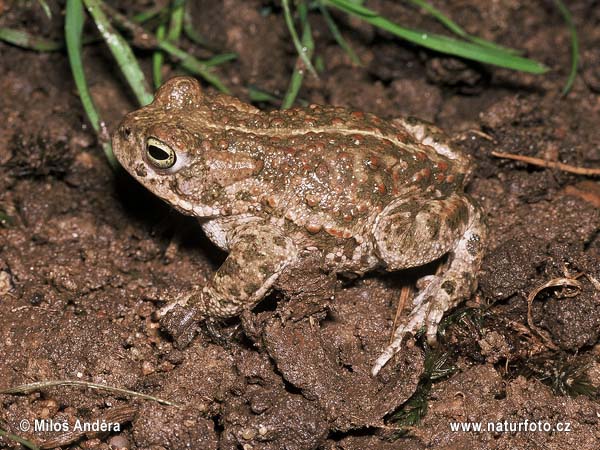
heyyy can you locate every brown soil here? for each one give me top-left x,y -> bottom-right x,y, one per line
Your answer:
1,1 -> 599,449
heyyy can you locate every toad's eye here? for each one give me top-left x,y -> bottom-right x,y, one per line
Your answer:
146,137 -> 176,169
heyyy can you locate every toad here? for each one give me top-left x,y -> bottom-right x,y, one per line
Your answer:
112,77 -> 486,375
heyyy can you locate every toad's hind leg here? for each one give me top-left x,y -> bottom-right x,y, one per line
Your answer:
372,194 -> 486,375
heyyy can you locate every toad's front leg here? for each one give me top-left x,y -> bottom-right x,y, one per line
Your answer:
372,194 -> 486,375
161,222 -> 298,347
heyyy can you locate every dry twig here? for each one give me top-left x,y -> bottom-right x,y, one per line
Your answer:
391,285 -> 413,344
492,151 -> 600,176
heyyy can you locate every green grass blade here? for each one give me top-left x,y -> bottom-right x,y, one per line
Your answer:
132,5 -> 165,23
247,86 -> 281,104
554,0 -> 579,95
203,52 -> 237,67
153,23 -> 167,88
65,0 -> 96,128
157,40 -> 231,93
36,0 -> 52,19
65,0 -> 117,169
171,0 -> 186,10
282,2 -> 314,109
153,1 -> 185,89
0,27 -> 63,51
324,0 -> 548,74
98,1 -> 230,93
317,1 -> 362,65
132,0 -> 184,24
0,27 -> 102,51
406,0 -> 521,55
325,0 -> 377,17
153,1 -> 232,84
282,0 -> 318,79
83,0 -> 154,106
167,0 -> 184,41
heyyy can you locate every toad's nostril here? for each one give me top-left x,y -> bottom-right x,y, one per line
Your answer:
122,126 -> 132,138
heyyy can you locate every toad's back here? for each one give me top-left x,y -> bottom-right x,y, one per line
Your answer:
174,94 -> 465,226
113,76 -> 468,236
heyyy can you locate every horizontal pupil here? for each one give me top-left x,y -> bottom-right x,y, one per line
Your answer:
148,145 -> 170,161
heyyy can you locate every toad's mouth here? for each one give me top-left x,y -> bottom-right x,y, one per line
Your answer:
121,159 -> 221,218
171,198 -> 220,217
149,184 -> 220,217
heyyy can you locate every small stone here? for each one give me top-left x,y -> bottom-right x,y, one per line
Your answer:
108,434 -> 130,449
241,427 -> 257,440
0,271 -> 12,296
81,438 -> 102,448
141,361 -> 156,376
